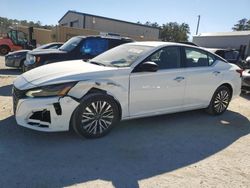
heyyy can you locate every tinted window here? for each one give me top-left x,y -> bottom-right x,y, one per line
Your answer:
146,46 -> 181,70
185,48 -> 209,67
109,39 -> 122,49
36,43 -> 62,50
80,38 -> 108,56
48,45 -> 61,49
224,51 -> 239,60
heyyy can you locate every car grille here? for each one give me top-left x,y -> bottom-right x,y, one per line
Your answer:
12,86 -> 26,114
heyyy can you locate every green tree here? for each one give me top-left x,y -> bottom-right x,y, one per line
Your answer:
160,22 -> 190,42
0,16 -> 55,34
144,21 -> 160,28
232,18 -> 250,31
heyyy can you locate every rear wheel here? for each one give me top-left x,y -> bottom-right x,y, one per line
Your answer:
72,93 -> 120,138
0,45 -> 10,55
206,86 -> 231,115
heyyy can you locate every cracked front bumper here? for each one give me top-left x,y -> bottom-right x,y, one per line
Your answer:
14,96 -> 79,132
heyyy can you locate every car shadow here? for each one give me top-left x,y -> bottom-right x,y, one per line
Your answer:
0,68 -> 21,76
0,84 -> 12,96
0,110 -> 249,188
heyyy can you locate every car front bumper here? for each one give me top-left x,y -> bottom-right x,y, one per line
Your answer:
23,60 -> 37,72
5,56 -> 19,68
14,95 -> 79,132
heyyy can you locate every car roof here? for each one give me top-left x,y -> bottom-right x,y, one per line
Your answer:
75,35 -> 133,41
47,42 -> 64,45
128,41 -> 228,63
205,48 -> 238,52
126,41 -> 205,49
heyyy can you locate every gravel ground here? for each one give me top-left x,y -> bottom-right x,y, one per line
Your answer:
0,55 -> 250,188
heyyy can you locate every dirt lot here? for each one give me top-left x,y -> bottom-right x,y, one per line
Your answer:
0,55 -> 250,188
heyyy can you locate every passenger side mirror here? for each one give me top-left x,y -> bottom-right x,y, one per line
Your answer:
136,61 -> 158,72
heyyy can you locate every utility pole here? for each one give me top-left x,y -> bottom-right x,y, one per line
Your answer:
196,15 -> 201,35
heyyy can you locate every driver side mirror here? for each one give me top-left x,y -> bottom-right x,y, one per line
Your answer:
136,61 -> 158,72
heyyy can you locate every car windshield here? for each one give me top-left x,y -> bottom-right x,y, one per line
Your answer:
35,43 -> 57,50
59,37 -> 82,52
89,44 -> 153,67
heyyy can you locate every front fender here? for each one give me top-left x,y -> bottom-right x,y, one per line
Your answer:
68,78 -> 129,119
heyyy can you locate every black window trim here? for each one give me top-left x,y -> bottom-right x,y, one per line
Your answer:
132,45 -> 184,73
182,46 -> 220,68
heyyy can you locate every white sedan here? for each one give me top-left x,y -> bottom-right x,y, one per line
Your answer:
13,42 -> 242,138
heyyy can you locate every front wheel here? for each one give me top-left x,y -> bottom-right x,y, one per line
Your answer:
206,86 -> 232,115
72,93 -> 120,138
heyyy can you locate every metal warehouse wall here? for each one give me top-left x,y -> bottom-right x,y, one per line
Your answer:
193,35 -> 250,56
59,12 -> 159,41
52,26 -> 99,42
84,15 -> 159,40
52,26 -> 155,42
59,11 -> 85,28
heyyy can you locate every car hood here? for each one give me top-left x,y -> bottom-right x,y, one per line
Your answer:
29,49 -> 67,55
14,60 -> 120,89
7,50 -> 30,56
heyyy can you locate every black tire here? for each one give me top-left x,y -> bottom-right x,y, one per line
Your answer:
206,85 -> 232,115
72,93 -> 120,138
0,45 -> 10,55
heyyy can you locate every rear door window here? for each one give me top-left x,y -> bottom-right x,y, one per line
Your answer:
185,48 -> 209,67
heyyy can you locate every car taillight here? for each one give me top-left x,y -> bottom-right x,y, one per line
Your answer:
236,69 -> 243,77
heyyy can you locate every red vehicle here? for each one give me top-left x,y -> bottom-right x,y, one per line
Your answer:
0,29 -> 32,55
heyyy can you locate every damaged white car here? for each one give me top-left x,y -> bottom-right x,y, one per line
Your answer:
13,42 -> 242,138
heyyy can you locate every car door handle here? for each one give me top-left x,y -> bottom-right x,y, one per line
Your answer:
213,71 -> 221,75
174,77 -> 185,82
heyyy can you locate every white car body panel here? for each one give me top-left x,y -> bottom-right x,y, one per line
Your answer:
12,42 -> 242,132
21,60 -> 118,87
181,61 -> 225,108
129,68 -> 186,117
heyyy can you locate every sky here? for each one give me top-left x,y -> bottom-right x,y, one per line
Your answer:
0,0 -> 249,38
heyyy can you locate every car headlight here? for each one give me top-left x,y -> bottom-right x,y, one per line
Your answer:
26,54 -> 36,65
25,82 -> 77,97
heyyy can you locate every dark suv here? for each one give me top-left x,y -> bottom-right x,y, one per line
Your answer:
24,35 -> 133,71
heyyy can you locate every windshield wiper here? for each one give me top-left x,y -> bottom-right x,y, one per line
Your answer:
89,61 -> 106,66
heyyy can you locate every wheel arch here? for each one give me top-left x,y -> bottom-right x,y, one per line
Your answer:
69,87 -> 122,131
217,83 -> 233,100
82,87 -> 122,120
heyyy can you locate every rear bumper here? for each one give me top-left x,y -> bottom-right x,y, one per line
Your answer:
242,76 -> 250,91
242,86 -> 250,92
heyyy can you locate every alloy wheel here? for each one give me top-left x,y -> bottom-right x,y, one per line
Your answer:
81,101 -> 114,135
214,90 -> 230,113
